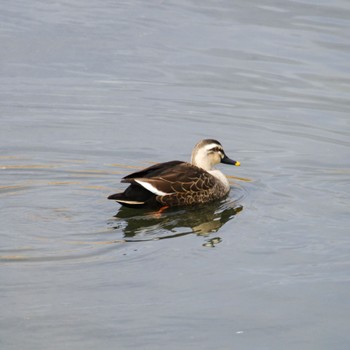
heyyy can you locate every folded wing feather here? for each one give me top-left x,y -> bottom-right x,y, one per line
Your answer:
122,161 -> 216,196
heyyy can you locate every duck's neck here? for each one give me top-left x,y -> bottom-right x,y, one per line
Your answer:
208,169 -> 230,190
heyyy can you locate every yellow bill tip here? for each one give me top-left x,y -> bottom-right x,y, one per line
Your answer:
235,161 -> 241,166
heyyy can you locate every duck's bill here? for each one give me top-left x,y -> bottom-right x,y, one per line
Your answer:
221,155 -> 240,166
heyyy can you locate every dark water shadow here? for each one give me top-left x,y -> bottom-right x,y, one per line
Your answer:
108,198 -> 243,246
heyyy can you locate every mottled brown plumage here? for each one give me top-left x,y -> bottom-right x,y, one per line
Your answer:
108,139 -> 240,209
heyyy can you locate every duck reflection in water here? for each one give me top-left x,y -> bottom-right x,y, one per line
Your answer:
111,199 -> 243,244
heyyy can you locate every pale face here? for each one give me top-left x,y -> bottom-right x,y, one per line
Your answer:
191,139 -> 239,170
191,142 -> 224,170
206,145 -> 224,165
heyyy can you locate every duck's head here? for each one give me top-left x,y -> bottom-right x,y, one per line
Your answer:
191,139 -> 240,171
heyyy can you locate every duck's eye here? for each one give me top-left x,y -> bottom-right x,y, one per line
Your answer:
209,147 -> 221,153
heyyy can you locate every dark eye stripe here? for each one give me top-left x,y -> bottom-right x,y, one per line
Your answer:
209,147 -> 222,152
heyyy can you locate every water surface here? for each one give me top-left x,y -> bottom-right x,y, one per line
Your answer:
1,1 -> 350,349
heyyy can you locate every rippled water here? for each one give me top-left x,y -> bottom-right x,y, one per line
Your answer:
1,1 -> 350,349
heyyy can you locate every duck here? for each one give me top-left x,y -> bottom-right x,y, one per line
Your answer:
108,139 -> 240,209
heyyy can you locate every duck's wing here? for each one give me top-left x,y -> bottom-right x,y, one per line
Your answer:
122,161 -> 184,180
122,161 -> 216,196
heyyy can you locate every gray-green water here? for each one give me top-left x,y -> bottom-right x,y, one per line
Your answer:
1,1 -> 350,349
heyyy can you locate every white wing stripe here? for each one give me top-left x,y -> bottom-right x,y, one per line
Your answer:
135,179 -> 170,196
